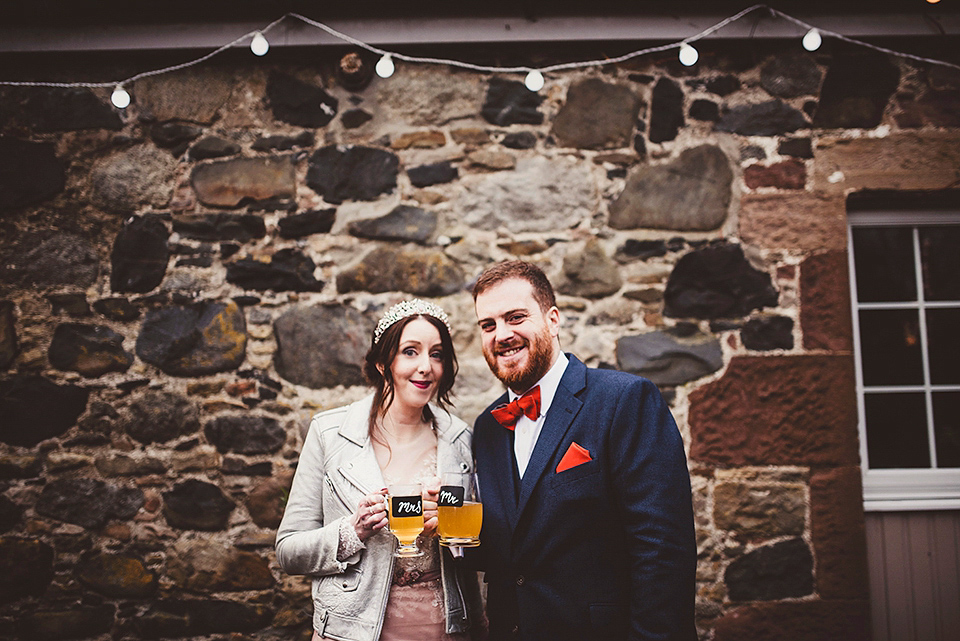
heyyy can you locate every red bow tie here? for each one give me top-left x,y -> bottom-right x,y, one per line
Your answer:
491,386 -> 541,430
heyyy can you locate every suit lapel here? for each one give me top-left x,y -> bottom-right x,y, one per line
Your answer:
515,356 -> 586,519
480,392 -> 521,531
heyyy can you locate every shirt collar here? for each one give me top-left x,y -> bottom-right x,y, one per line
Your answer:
508,352 -> 569,419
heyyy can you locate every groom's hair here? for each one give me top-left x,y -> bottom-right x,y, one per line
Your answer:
472,260 -> 557,313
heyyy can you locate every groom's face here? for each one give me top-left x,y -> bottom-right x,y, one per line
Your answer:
475,278 -> 559,394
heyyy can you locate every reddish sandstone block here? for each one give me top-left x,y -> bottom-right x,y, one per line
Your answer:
739,192 -> 847,252
811,466 -> 869,599
744,159 -> 806,190
689,355 -> 859,467
800,251 -> 853,352
713,600 -> 870,641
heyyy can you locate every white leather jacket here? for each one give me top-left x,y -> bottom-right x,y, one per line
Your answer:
276,395 -> 479,641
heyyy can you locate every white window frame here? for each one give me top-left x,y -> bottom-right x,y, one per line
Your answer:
848,210 -> 960,512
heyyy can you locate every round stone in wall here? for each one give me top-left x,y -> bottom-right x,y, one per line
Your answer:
336,245 -> 466,297
48,323 -> 133,377
136,300 -> 247,376
0,538 -> 54,605
162,479 -> 235,531
123,390 -> 200,445
35,478 -> 144,530
77,552 -> 158,598
0,376 -> 89,448
90,144 -> 177,214
204,415 -> 286,455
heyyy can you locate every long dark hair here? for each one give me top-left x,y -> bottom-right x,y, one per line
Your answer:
363,314 -> 458,442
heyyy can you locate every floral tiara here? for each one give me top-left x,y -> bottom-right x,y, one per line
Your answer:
373,299 -> 452,344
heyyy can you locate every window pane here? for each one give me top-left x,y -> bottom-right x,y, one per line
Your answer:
864,392 -> 930,468
933,392 -> 960,468
852,227 -> 917,302
927,308 -> 960,385
859,309 -> 924,386
919,226 -> 960,301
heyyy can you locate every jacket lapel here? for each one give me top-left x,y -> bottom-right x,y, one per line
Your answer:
336,396 -> 385,495
480,392 -> 522,530
515,356 -> 586,519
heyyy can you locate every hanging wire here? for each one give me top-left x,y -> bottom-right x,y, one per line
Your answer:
0,4 -> 957,91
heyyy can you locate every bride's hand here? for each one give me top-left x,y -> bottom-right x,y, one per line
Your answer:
351,489 -> 388,542
421,476 -> 441,536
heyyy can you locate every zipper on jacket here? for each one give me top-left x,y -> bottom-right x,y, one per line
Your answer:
324,474 -> 354,513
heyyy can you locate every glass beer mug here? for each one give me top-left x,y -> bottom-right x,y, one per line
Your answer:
388,483 -> 424,557
437,473 -> 482,548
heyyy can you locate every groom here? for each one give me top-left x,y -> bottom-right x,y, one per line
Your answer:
471,260 -> 697,641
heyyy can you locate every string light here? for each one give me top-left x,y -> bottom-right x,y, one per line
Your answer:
110,85 -> 130,109
802,28 -> 822,52
250,31 -> 269,56
678,43 -> 699,66
524,70 -> 545,92
2,5 -> 959,100
375,54 -> 395,78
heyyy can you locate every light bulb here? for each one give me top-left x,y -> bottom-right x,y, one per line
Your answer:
802,28 -> 822,52
524,70 -> 545,92
375,55 -> 395,78
111,85 -> 131,109
678,44 -> 699,67
251,31 -> 269,56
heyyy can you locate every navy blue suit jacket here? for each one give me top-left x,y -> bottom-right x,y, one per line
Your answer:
473,355 -> 697,641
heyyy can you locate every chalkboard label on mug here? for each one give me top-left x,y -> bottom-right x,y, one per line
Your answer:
391,495 -> 422,517
438,485 -> 465,507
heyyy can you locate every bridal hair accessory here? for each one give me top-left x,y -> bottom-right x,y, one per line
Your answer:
374,299 -> 451,344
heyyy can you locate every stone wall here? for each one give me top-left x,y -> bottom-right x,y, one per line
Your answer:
2,40 -> 959,641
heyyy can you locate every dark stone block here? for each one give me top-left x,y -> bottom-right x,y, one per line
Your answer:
778,137 -> 813,158
277,208 -> 336,239
266,72 -> 339,128
725,538 -> 814,601
136,300 -> 247,376
176,255 -> 213,268
190,156 -> 296,208
555,238 -> 623,299
705,75 -> 741,97
47,292 -> 91,316
717,100 -> 809,136
336,245 -> 466,297
760,53 -> 823,98
136,599 -> 273,638
811,467 -> 869,599
110,215 -> 170,293
742,316 -> 794,351
615,239 -> 667,264
341,108 -> 373,129
251,131 -> 315,151
274,305 -> 372,389
306,145 -> 399,204
227,248 -> 324,292
0,495 -> 21,533
348,205 -> 437,244
632,134 -> 646,157
4,86 -> 122,132
740,145 -> 766,161
551,78 -> 642,149
246,474 -> 294,529
93,297 -> 140,321
629,73 -> 656,84
188,136 -> 241,160
77,552 -> 158,598
17,605 -> 116,640
150,122 -> 203,149
0,538 -> 54,604
689,99 -> 720,122
1,300 -> 17,370
204,415 -> 286,454
501,131 -> 537,149
1,231 -> 99,291
0,137 -> 66,210
649,77 -> 685,143
222,459 -> 273,476
616,329 -> 723,386
664,243 -> 779,319
408,161 -> 458,188
124,390 -> 200,444
48,323 -> 133,377
481,77 -> 544,126
814,50 -> 900,129
163,480 -> 235,531
172,213 -> 266,242
36,478 -> 144,529
0,376 -> 89,447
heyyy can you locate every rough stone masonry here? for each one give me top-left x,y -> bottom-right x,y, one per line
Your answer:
2,40 -> 960,641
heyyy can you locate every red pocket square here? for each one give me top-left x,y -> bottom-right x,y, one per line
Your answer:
556,441 -> 592,473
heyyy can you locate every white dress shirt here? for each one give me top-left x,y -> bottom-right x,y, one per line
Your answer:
510,352 -> 569,478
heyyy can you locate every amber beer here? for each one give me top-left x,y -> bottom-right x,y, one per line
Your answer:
388,483 -> 424,557
437,473 -> 482,547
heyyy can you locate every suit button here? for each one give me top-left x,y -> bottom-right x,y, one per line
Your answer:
516,575 -> 524,586
511,625 -> 520,635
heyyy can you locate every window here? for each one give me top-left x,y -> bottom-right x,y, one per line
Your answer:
848,211 -> 960,511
